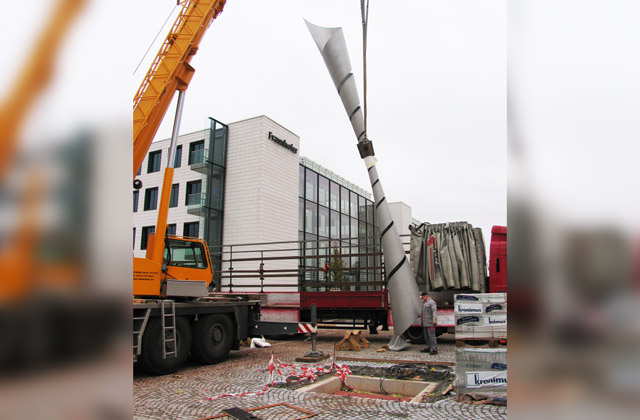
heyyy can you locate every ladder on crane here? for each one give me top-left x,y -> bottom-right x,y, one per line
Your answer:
161,300 -> 177,359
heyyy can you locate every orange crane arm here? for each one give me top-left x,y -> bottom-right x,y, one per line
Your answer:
133,0 -> 226,178
0,0 -> 86,180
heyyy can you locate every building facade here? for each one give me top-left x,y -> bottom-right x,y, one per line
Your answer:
133,115 -> 415,292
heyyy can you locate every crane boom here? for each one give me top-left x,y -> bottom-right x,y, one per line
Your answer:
133,0 -> 226,178
133,0 -> 227,298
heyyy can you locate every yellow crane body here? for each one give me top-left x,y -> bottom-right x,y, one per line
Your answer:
133,0 -> 226,297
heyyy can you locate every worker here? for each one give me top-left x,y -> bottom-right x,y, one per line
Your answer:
420,291 -> 438,355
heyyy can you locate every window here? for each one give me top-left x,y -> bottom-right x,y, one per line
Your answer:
144,187 -> 158,211
185,180 -> 202,206
358,195 -> 367,222
359,220 -> 367,238
299,198 -> 305,231
136,166 -> 141,176
305,200 -> 317,234
183,222 -> 199,238
341,214 -> 350,238
189,140 -> 205,165
169,184 -> 179,208
133,190 -> 139,212
350,191 -> 358,219
318,176 -> 329,207
133,227 -> 136,249
330,181 -> 339,210
163,238 -> 207,269
166,224 -> 177,236
299,165 -> 305,198
305,168 -> 317,202
147,150 -> 162,173
141,226 -> 155,250
340,186 -> 349,215
318,206 -> 329,237
173,145 -> 182,168
351,218 -> 358,243
330,210 -> 340,238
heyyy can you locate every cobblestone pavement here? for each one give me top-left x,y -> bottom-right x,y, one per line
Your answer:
134,329 -> 507,420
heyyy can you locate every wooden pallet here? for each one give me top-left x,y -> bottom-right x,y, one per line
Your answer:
455,338 -> 507,348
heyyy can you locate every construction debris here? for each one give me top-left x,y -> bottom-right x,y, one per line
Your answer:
250,336 -> 271,348
335,330 -> 370,351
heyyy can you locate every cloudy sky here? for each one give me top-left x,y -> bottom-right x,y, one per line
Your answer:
132,0 -> 507,240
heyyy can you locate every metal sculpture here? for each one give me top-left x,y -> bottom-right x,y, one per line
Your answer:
305,20 -> 421,345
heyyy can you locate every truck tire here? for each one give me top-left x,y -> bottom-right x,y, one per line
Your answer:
191,314 -> 233,364
402,326 -> 425,344
138,316 -> 192,375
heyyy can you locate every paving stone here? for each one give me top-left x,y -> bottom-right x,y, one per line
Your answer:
134,329 -> 506,420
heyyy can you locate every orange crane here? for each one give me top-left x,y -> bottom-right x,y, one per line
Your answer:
132,0 -> 265,375
133,0 -> 227,297
0,0 -> 86,301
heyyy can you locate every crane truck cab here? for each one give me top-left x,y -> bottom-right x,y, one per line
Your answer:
133,235 -> 213,297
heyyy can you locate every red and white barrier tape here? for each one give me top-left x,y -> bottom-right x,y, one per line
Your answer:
203,355 -> 352,400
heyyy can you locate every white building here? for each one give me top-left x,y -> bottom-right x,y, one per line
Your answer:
133,115 -> 415,291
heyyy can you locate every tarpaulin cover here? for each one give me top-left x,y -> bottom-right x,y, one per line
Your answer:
410,222 -> 487,293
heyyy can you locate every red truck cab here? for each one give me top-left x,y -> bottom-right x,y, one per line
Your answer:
489,225 -> 507,293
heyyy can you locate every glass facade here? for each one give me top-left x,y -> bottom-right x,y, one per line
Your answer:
298,163 -> 381,291
202,118 -> 228,287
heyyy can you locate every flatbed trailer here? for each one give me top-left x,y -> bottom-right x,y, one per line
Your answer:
258,290 -> 389,334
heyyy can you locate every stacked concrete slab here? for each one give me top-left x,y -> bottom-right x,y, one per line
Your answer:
454,293 -> 507,339
455,348 -> 507,402
454,292 -> 507,403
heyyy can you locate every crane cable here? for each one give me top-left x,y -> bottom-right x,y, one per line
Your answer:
133,3 -> 179,75
360,0 -> 370,139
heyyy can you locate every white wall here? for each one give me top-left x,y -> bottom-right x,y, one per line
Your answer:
133,130 -> 206,258
221,116 -> 300,291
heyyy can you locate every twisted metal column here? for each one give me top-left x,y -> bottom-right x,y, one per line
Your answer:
305,20 -> 421,337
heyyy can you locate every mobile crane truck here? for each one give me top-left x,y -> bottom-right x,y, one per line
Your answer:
132,0 -> 277,375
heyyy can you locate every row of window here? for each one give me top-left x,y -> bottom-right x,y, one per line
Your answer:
133,222 -> 200,250
300,198 -> 376,240
136,140 -> 205,175
299,165 -> 381,286
299,166 -> 371,222
133,180 -> 202,212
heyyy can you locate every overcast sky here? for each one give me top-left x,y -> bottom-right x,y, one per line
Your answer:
1,1 -> 506,244
131,0 -> 507,240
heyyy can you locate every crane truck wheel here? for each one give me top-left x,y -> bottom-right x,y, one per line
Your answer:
402,326 -> 426,344
191,314 -> 233,364
138,316 -> 192,375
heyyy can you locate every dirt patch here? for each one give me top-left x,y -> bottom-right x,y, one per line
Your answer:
347,364 -> 455,403
274,363 -> 454,403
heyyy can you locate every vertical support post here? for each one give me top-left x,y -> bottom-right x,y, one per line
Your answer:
310,303 -> 318,353
150,90 -> 186,266
259,251 -> 264,293
228,245 -> 233,293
